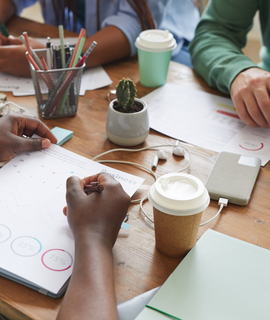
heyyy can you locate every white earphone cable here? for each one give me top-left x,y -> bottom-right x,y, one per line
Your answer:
92,143 -> 191,204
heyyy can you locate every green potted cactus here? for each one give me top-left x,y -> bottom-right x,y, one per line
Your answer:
106,78 -> 149,146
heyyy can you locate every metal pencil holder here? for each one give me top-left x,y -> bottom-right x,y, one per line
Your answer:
29,49 -> 85,119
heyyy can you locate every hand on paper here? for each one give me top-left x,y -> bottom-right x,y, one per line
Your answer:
58,173 -> 130,320
0,36 -> 44,77
230,68 -> 270,128
0,114 -> 57,161
64,173 -> 130,248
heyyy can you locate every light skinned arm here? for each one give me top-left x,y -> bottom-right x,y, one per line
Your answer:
0,114 -> 57,161
189,0 -> 258,94
57,173 -> 131,320
189,0 -> 270,127
0,25 -> 130,77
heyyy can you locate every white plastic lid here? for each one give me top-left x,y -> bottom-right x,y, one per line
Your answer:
135,29 -> 177,52
148,173 -> 210,216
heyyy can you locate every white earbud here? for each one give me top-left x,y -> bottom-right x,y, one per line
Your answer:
157,150 -> 168,160
173,146 -> 185,157
152,150 -> 168,170
172,140 -> 185,157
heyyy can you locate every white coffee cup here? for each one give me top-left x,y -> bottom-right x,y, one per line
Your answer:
148,172 -> 210,257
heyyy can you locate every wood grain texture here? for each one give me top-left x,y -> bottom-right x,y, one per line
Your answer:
1,16 -> 270,320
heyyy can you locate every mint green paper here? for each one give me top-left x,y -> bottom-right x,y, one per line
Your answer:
136,230 -> 270,320
137,49 -> 171,87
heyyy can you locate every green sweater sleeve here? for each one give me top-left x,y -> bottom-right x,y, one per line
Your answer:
189,0 -> 260,95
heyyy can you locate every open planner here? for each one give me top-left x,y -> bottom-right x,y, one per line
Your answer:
0,144 -> 144,298
136,229 -> 270,320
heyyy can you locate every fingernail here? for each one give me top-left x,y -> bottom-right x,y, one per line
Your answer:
42,139 -> 51,149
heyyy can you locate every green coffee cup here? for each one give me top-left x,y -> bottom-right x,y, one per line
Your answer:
135,30 -> 176,87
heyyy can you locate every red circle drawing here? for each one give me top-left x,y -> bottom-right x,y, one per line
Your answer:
41,249 -> 73,272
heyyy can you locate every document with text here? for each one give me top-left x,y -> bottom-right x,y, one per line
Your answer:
0,145 -> 143,297
143,83 -> 270,166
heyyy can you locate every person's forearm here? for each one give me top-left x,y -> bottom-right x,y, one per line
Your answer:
190,24 -> 257,95
0,0 -> 15,24
189,0 -> 258,95
83,25 -> 130,68
57,236 -> 118,320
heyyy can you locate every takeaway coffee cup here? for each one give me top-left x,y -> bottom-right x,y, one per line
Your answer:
148,172 -> 210,257
135,29 -> 176,87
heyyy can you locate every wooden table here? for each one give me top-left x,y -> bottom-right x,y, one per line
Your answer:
1,16 -> 270,320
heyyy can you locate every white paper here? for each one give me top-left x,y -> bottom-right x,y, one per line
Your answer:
136,230 -> 270,320
0,145 -> 143,294
80,66 -> 112,92
12,90 -> 35,96
143,83 -> 270,166
0,72 -> 34,92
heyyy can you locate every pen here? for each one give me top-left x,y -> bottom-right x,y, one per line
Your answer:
43,57 -> 73,116
65,43 -> 71,62
69,28 -> 85,68
25,52 -> 53,91
72,37 -> 85,67
59,25 -> 66,68
54,45 -> 62,69
45,41 -> 97,116
39,56 -> 55,88
23,32 -> 32,56
20,34 -> 43,70
76,41 -> 97,67
46,37 -> 52,69
84,182 -> 104,193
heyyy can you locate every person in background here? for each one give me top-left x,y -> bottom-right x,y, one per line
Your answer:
0,113 -> 131,320
189,0 -> 270,128
0,0 -> 199,76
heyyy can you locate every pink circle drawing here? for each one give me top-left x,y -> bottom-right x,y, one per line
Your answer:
239,139 -> 264,151
41,249 -> 73,271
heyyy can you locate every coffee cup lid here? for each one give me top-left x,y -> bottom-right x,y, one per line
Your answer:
135,29 -> 177,53
148,173 -> 210,216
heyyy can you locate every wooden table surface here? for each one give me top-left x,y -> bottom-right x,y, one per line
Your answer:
1,16 -> 270,320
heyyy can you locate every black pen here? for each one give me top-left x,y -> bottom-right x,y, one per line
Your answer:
54,45 -> 62,69
46,37 -> 52,69
65,43 -> 71,63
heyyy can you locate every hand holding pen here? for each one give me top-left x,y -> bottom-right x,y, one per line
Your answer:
63,173 -> 131,246
84,181 -> 104,194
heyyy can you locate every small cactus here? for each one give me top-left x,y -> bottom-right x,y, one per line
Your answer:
116,78 -> 137,111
